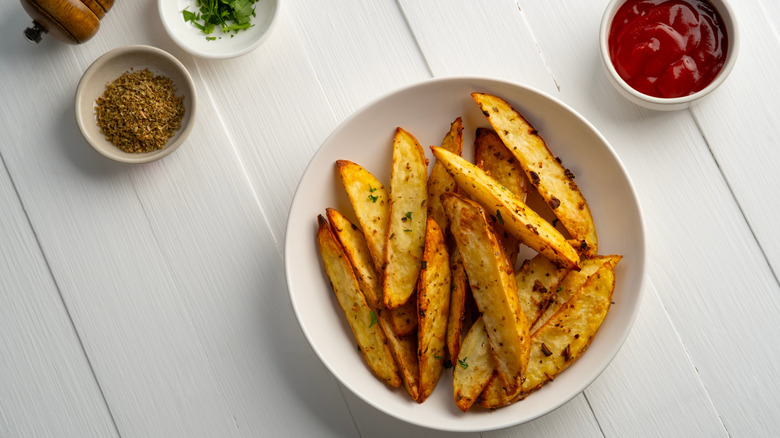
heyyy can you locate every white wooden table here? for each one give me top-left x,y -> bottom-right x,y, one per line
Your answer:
2,1 -> 779,437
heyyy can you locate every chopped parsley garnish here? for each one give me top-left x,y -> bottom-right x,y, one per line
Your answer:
496,209 -> 504,225
458,358 -> 469,369
368,194 -> 378,203
369,311 -> 377,328
182,0 -> 258,40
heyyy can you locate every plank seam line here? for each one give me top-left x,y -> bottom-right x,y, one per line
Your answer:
394,0 -> 435,77
191,59 -> 280,254
644,275 -> 732,437
516,1 -> 561,92
689,110 -> 780,289
334,383 -> 363,438
0,145 -> 123,438
581,392 -> 607,438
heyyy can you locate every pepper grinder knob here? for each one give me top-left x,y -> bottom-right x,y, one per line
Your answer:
24,21 -> 47,43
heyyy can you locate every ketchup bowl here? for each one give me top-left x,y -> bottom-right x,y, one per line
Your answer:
599,0 -> 739,111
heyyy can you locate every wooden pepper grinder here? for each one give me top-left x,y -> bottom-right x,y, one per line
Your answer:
21,0 -> 115,44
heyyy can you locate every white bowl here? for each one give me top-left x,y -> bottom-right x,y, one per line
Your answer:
285,77 -> 646,432
75,45 -> 197,164
158,0 -> 280,59
600,0 -> 739,111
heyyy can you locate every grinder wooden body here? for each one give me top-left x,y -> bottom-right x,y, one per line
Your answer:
21,0 -> 115,44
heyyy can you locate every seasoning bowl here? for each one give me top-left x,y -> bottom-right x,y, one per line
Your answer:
599,0 -> 739,111
75,45 -> 197,164
158,0 -> 280,59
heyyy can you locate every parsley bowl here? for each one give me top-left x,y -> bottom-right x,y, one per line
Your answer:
158,0 -> 280,59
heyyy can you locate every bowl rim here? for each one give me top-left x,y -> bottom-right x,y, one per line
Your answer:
75,44 -> 197,164
599,0 -> 740,107
284,75 -> 647,432
157,0 -> 281,59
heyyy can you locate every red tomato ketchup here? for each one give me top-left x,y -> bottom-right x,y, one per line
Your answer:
608,0 -> 728,98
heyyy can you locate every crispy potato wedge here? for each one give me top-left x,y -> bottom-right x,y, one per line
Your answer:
336,160 -> 389,273
316,215 -> 401,388
472,92 -> 598,256
515,254 -> 568,328
417,218 -> 451,403
475,127 -> 527,265
446,245 -> 468,361
383,128 -> 428,309
427,117 -> 463,232
432,146 -> 580,270
326,208 -> 382,309
452,318 -> 494,412
377,311 -> 420,401
388,297 -> 418,337
530,255 -> 621,334
474,127 -> 528,201
443,192 -> 531,392
478,258 -> 619,408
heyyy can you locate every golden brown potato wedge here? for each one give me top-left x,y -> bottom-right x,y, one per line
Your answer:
417,217 -> 451,403
432,146 -> 580,270
472,92 -> 598,256
388,297 -> 418,337
326,208 -> 382,309
475,127 -> 527,265
478,258 -> 619,408
336,160 -> 389,273
443,192 -> 531,392
452,318 -> 494,412
446,245 -> 468,361
515,254 -> 568,328
474,127 -> 528,201
530,255 -> 621,334
427,117 -> 463,232
316,215 -> 401,388
377,311 -> 420,401
383,128 -> 428,309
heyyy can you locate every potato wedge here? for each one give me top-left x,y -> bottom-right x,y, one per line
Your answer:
475,127 -> 527,265
432,146 -> 580,270
443,192 -> 531,392
478,258 -> 619,408
388,298 -> 418,337
417,217 -> 451,403
446,245 -> 468,361
515,254 -> 568,328
383,128 -> 428,309
472,92 -> 598,256
474,127 -> 528,201
530,255 -> 621,334
316,215 -> 401,388
452,318 -> 493,412
377,311 -> 420,401
427,117 -> 463,232
523,260 -> 616,393
336,160 -> 389,273
326,208 -> 382,309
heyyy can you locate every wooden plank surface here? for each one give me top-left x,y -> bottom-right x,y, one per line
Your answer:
0,158 -> 118,437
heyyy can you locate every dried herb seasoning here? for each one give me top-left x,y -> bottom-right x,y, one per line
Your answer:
95,69 -> 185,154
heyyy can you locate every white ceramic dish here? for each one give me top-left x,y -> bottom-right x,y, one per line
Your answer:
75,45 -> 197,164
599,0 -> 739,111
285,77 -> 646,432
159,0 -> 280,59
